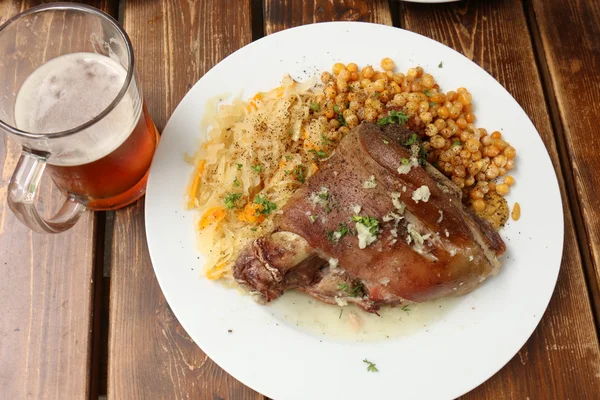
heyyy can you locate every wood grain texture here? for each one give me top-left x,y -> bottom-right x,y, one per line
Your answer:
107,1 -> 262,399
0,2 -> 114,400
399,0 -> 600,397
530,0 -> 600,322
264,0 -> 391,34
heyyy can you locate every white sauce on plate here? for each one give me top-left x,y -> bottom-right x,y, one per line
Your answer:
267,290 -> 460,341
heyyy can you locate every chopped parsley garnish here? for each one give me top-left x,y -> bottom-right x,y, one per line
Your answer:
338,281 -> 365,297
333,105 -> 340,113
374,92 -> 380,98
339,309 -> 343,319
401,305 -> 411,312
309,149 -> 327,159
285,155 -> 291,160
253,195 -> 277,215
224,193 -> 242,209
348,282 -> 365,297
429,102 -> 437,107
327,223 -> 349,243
251,164 -> 262,173
404,133 -> 418,146
419,146 -> 429,165
401,158 -> 409,165
321,134 -> 334,145
453,140 -> 461,146
310,102 -> 320,112
382,139 -> 389,145
337,113 -> 348,126
348,283 -> 365,297
233,177 -> 241,187
423,89 -> 431,97
324,204 -> 332,214
250,227 -> 257,231
309,215 -> 316,223
363,359 -> 378,372
327,230 -> 335,242
438,61 -> 443,68
352,215 -> 380,235
377,110 -> 409,126
337,223 -> 350,237
289,129 -> 294,136
318,191 -> 329,200
293,165 -> 306,183
236,163 -> 243,170
284,170 -> 291,175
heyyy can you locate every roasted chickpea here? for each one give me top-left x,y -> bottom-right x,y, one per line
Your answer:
496,183 -> 510,195
332,62 -> 345,75
345,114 -> 359,128
393,73 -> 405,85
425,123 -> 438,137
364,107 -> 378,123
362,65 -> 375,79
321,71 -> 332,84
381,58 -> 395,71
437,106 -> 450,119
373,79 -> 386,92
406,67 -> 418,80
504,175 -> 515,186
504,146 -> 516,159
393,94 -> 407,107
431,135 -> 446,149
324,85 -> 336,99
421,74 -> 435,88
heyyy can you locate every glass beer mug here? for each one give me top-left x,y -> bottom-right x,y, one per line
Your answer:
0,3 -> 158,233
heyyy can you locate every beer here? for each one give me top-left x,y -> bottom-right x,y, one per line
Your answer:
14,52 -> 158,210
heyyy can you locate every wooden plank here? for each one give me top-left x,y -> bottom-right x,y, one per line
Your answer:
530,0 -> 600,322
0,2 -> 115,400
107,1 -> 262,399
397,0 -> 600,398
264,0 -> 392,33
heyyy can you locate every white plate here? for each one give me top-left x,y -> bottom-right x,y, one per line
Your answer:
145,22 -> 563,400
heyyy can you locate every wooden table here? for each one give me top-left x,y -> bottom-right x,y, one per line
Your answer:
1,1 -> 599,399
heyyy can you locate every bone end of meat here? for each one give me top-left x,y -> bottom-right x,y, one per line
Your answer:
234,231 -> 326,302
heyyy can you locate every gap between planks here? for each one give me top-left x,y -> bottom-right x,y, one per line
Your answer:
90,3 -> 121,398
522,0 -> 600,332
252,3 -> 269,398
88,211 -> 107,400
388,0 -> 403,28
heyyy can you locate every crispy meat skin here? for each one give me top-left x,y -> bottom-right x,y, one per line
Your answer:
234,123 -> 505,311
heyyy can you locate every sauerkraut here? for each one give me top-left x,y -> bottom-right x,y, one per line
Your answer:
186,75 -> 335,280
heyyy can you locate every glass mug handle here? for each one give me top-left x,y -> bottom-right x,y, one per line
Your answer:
7,150 -> 86,234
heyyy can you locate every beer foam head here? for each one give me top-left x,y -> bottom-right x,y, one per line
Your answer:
14,52 -> 139,166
